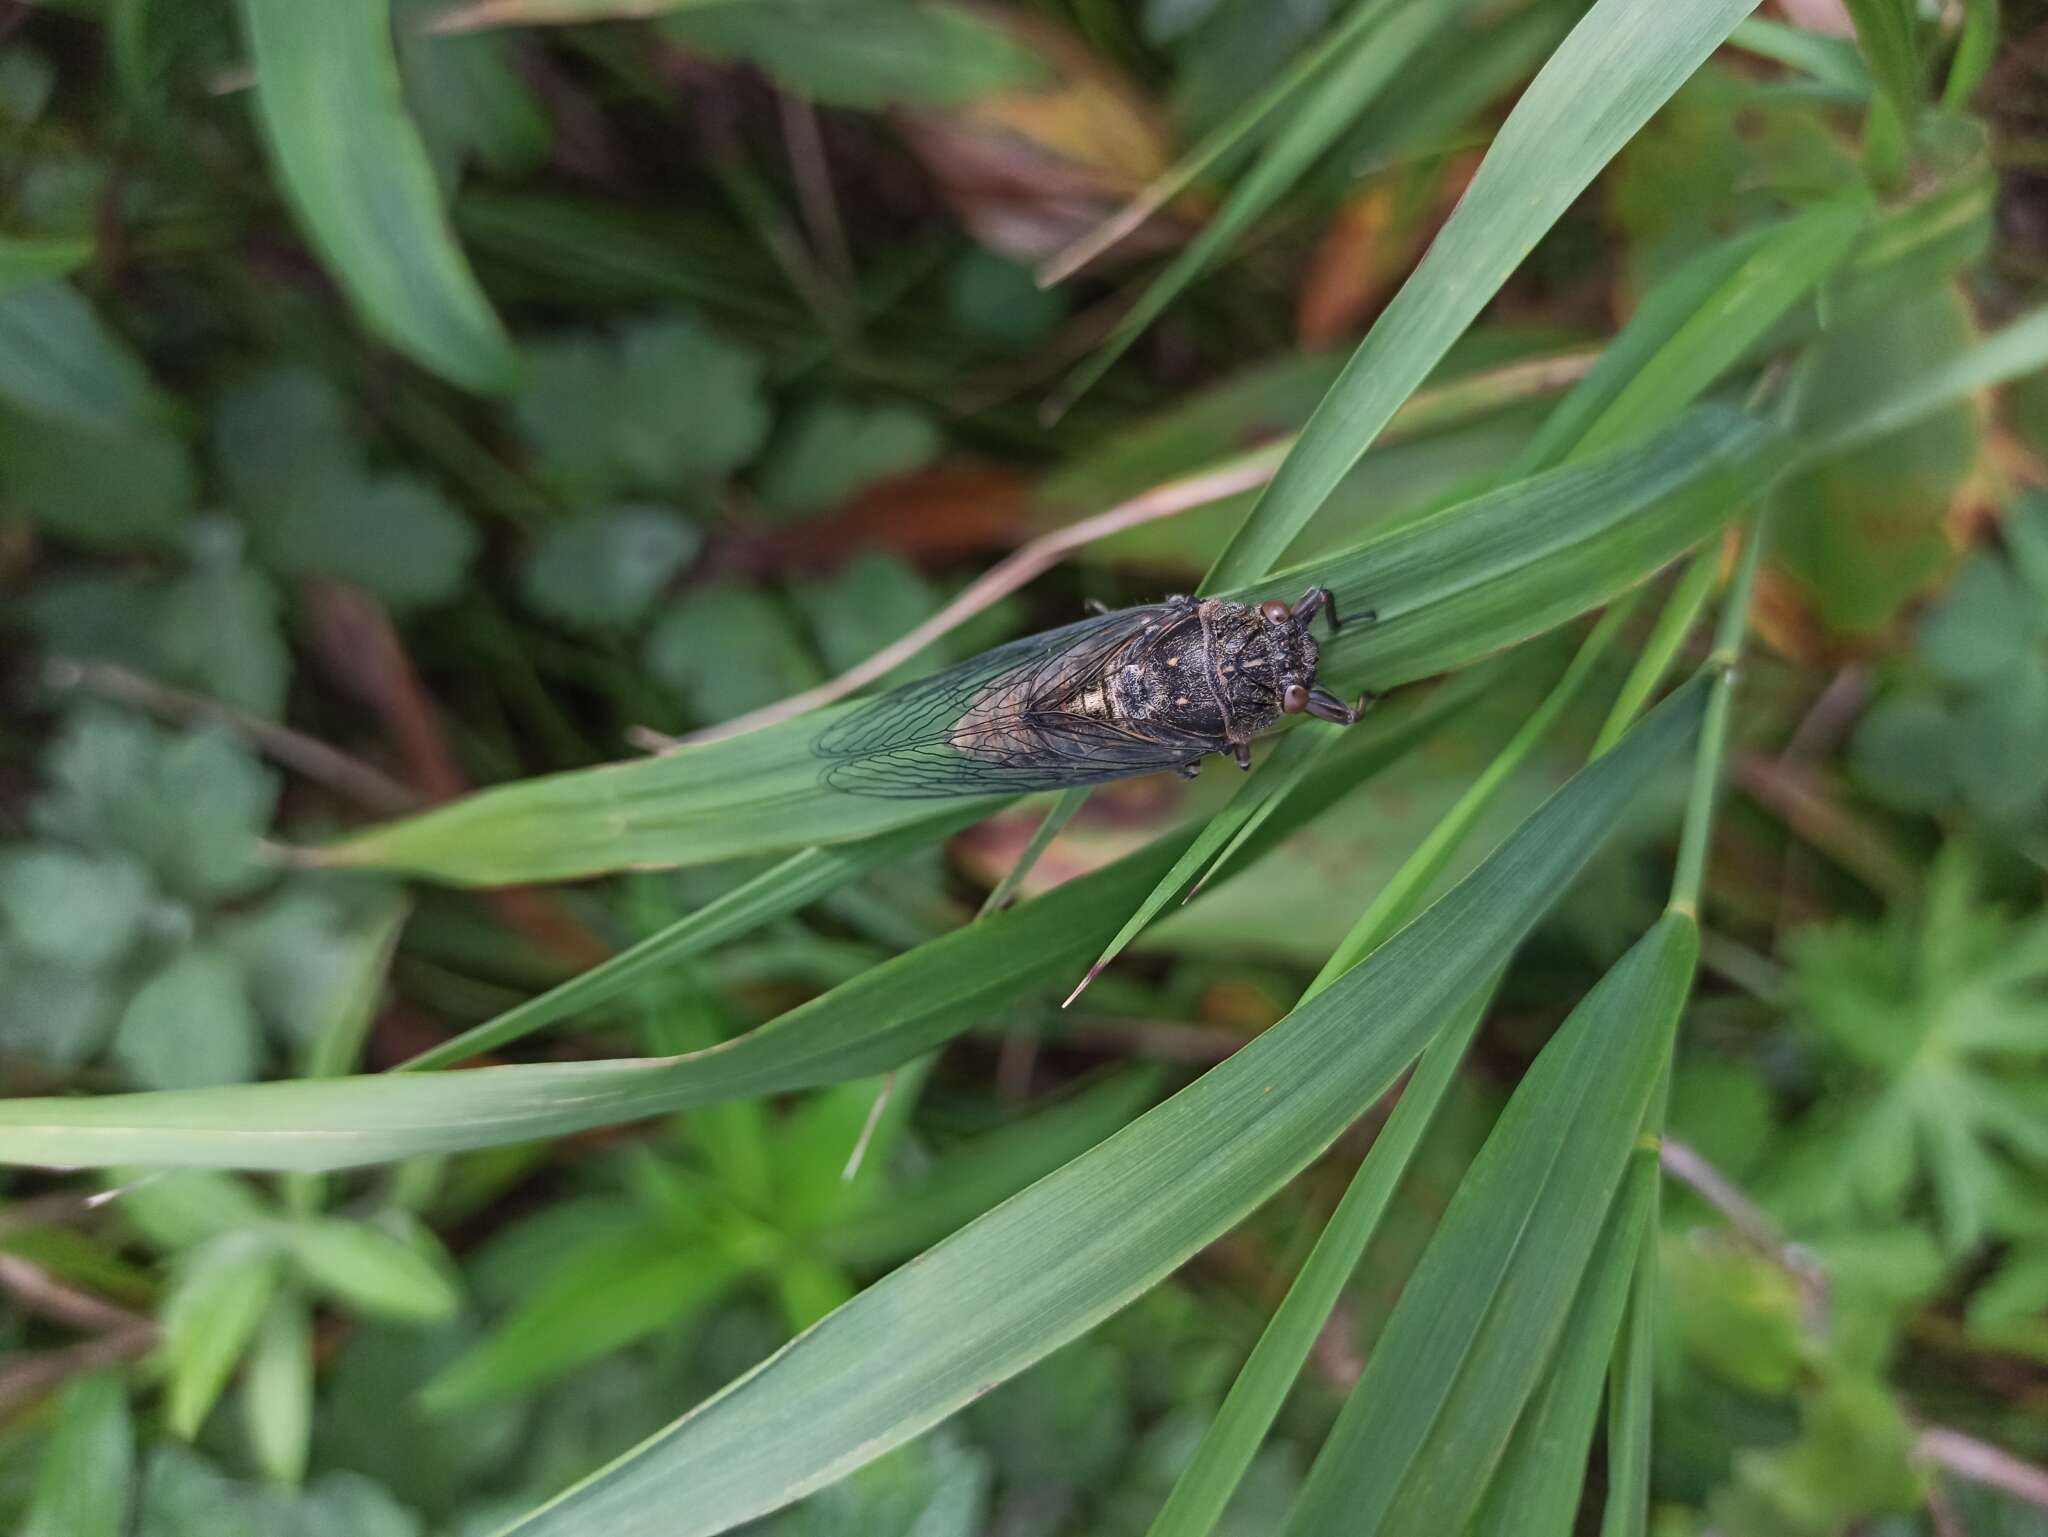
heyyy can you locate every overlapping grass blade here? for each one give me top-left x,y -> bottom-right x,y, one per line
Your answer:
238,0 -> 522,393
316,405 -> 1773,885
1464,1170 -> 1656,1535
1597,1172 -> 1661,1537
1512,198 -> 1868,476
1280,910 -> 1698,1537
494,681 -> 1709,1537
1055,0 -> 1477,408
0,675 -> 1481,1173
401,809 -> 988,1070
1203,0 -> 1762,591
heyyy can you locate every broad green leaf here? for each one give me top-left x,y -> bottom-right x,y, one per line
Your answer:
0,406 -> 194,549
111,949 -> 263,1091
422,1225 -> 750,1409
24,1370 -> 133,1537
116,1169 -> 274,1252
247,468 -> 479,611
1919,551 -> 2046,684
1281,912 -> 1696,1537
161,1231 -> 282,1438
1058,0 -> 1476,404
511,315 -> 770,498
496,685 -> 1708,1537
0,672 -> 1481,1171
153,554 -> 292,719
0,281 -> 161,431
756,400 -> 941,515
317,406 -> 1773,885
1513,198 -> 1867,475
237,0 -> 522,393
518,505 -> 700,630
0,232 -> 92,295
1465,1171 -> 1654,1536
242,1291 -> 314,1487
643,584 -> 825,723
1203,0 -> 1763,589
0,848 -> 152,971
287,1215 -> 461,1322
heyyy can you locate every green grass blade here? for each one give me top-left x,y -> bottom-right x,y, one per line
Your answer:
1512,199 -> 1868,476
1796,300 -> 2048,463
315,407 -> 1770,886
0,234 -> 94,298
238,0 -> 522,393
1068,725 -> 1341,1006
1056,0 -> 1474,409
1591,552 -> 1720,757
1304,597 -> 1637,996
1202,0 -> 1763,591
496,681 -> 1710,1537
1464,1167 -> 1656,1536
1143,990 -> 1488,1537
1597,1162 -> 1661,1537
401,811 -> 987,1070
1727,18 -> 1872,96
1280,910 -> 1699,1537
0,679 -> 1478,1173
979,788 -> 1088,916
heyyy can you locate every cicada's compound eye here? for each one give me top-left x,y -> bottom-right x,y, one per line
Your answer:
1281,682 -> 1309,714
1259,598 -> 1291,625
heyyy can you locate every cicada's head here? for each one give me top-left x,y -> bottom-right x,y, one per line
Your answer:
1246,597 -> 1354,727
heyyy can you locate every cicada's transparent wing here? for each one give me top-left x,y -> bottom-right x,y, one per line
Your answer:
816,605 -> 1214,798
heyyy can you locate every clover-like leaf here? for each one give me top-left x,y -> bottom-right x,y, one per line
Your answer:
518,504 -> 700,630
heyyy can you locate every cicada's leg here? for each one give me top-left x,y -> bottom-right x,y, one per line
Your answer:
1177,759 -> 1203,781
1291,587 -> 1375,634
1084,599 -> 1110,615
1305,685 -> 1376,726
1233,741 -> 1253,771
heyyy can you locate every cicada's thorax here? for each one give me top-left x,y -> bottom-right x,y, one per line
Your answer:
1107,599 -> 1323,745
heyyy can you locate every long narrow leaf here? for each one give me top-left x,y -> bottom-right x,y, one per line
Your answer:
238,0 -> 522,392
499,680 -> 1710,1537
0,675 -> 1481,1173
1203,0 -> 1761,589
1281,910 -> 1698,1536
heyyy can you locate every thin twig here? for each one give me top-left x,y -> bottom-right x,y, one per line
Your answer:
0,1254 -> 148,1335
840,1070 -> 895,1182
0,1323 -> 156,1423
43,657 -> 423,815
779,93 -> 853,290
1660,1134 -> 1828,1332
1917,1426 -> 2048,1511
635,349 -> 1596,753
643,444 -> 1290,750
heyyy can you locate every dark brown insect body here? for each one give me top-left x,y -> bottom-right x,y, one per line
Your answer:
817,588 -> 1370,798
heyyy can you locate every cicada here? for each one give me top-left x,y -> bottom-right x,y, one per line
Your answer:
815,587 -> 1371,798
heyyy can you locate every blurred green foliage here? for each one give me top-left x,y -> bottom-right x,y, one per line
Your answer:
3,2 -> 2048,1537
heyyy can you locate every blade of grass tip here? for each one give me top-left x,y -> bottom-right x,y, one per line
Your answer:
401,810 -> 988,1071
1464,1157 -> 1656,1536
1202,0 -> 1763,593
1726,17 -> 1873,96
1305,595 -> 1640,996
1942,0 -> 1998,111
1589,548 -> 1721,758
1052,0 -> 1476,413
1035,0 -> 1398,287
979,789 -> 1089,917
1142,988 -> 1491,1537
1063,726 -> 1337,1008
498,680 -> 1711,1537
